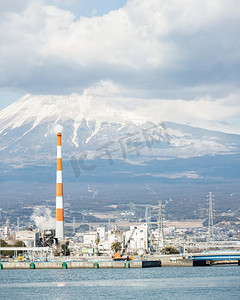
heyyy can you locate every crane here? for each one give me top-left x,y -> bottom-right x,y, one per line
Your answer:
113,227 -> 137,261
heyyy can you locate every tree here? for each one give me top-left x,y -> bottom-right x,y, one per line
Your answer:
162,246 -> 180,255
0,239 -> 9,256
0,239 -> 26,257
14,240 -> 26,247
111,241 -> 122,253
0,239 -> 8,247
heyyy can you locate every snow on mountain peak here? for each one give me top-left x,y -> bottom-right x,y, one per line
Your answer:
0,93 -> 147,135
0,92 -> 240,165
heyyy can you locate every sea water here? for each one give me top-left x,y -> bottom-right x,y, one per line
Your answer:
0,265 -> 240,299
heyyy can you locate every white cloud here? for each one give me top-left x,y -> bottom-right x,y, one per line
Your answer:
82,81 -> 240,132
1,80 -> 240,134
0,0 -> 239,94
0,0 -> 37,13
134,94 -> 240,129
0,0 -> 240,127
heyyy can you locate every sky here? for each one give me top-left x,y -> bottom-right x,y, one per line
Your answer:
0,0 -> 240,127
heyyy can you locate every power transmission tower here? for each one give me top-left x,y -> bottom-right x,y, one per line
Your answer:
157,201 -> 165,253
207,192 -> 214,242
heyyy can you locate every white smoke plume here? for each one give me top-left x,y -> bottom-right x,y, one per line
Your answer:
52,123 -> 63,135
31,206 -> 55,231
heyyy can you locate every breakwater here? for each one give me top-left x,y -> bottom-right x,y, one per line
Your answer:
0,259 -> 193,269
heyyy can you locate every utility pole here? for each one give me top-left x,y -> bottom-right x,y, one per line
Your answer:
145,204 -> 151,223
157,201 -> 165,254
72,217 -> 76,235
17,217 -> 20,232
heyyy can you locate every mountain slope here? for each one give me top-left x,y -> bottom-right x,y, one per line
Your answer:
0,94 -> 240,165
1,94 -> 240,218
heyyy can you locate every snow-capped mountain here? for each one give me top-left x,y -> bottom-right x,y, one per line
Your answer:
0,94 -> 240,165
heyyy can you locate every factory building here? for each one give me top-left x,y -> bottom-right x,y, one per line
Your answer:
107,226 -> 123,250
15,230 -> 40,247
97,227 -> 106,242
83,231 -> 99,247
123,223 -> 148,253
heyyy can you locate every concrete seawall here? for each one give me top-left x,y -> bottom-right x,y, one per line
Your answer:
0,259 -> 193,269
161,258 -> 193,267
0,261 -> 142,269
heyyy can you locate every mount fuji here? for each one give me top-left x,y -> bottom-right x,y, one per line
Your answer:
1,94 -> 240,216
0,94 -> 240,167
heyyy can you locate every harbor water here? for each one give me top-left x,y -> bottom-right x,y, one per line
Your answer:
0,265 -> 240,299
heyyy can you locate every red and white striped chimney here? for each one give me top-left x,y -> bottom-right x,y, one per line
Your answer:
56,132 -> 64,240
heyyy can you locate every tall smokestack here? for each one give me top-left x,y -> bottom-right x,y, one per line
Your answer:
56,132 -> 64,240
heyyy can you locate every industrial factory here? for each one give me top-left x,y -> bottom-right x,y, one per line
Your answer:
1,133 -> 240,267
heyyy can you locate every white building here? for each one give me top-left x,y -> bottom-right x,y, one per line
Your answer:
107,226 -> 123,250
15,230 -> 40,247
123,223 -> 148,253
83,231 -> 99,247
98,240 -> 109,252
150,226 -> 175,244
3,220 -> 10,240
97,227 -> 106,242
